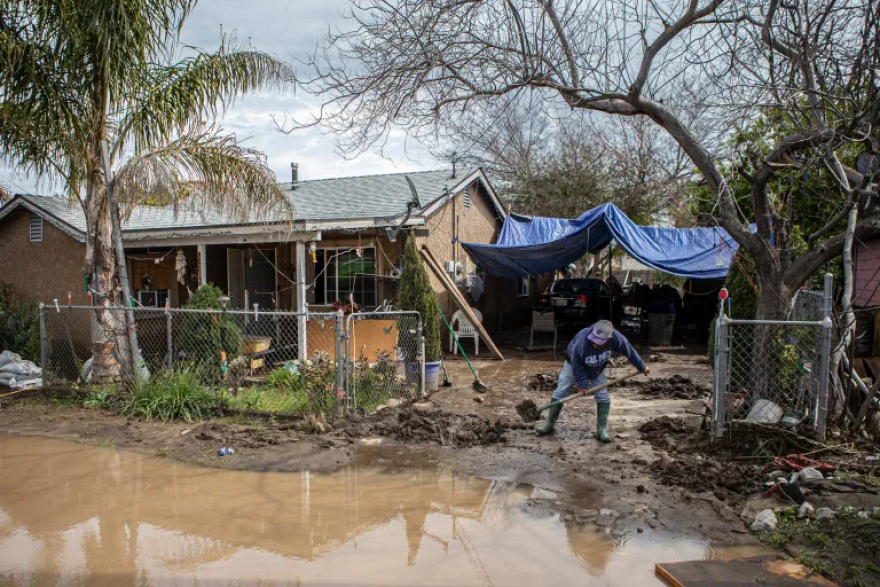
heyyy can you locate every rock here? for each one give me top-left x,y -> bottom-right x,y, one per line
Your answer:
657,454 -> 673,470
385,398 -> 404,409
636,484 -> 646,493
798,502 -> 815,518
473,396 -> 484,403
766,469 -> 785,479
599,508 -> 619,519
798,467 -> 824,480
530,488 -> 559,500
575,509 -> 599,523
412,402 -> 434,414
750,509 -> 778,532
596,515 -> 616,527
815,507 -> 836,520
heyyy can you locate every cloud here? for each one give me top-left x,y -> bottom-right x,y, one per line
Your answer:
1,0 -> 440,194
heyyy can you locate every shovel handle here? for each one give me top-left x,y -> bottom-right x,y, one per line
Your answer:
538,370 -> 644,413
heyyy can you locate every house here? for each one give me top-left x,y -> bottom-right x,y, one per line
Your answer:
0,167 -> 550,347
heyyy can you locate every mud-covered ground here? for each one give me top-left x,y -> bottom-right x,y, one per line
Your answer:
0,335 -> 757,546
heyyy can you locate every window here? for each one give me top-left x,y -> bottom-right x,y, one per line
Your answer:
316,248 -> 377,307
29,214 -> 43,242
517,275 -> 530,297
137,289 -> 169,308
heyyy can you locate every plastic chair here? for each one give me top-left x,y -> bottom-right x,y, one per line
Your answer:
450,308 -> 482,356
529,309 -> 558,358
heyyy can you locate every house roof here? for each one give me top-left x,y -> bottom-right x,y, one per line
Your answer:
0,168 -> 506,243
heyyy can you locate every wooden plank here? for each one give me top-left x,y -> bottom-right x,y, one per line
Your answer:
655,556 -> 838,587
420,245 -> 504,361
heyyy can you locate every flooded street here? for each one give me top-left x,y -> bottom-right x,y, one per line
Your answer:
0,433 -> 751,586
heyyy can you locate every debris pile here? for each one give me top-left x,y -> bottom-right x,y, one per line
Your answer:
343,408 -> 508,448
526,373 -> 558,391
637,416 -> 691,450
631,375 -> 708,400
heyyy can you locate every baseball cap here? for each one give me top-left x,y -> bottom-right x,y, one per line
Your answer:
587,320 -> 614,345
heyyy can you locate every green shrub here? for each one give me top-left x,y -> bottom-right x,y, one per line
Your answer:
123,368 -> 217,422
397,232 -> 441,362
0,282 -> 40,362
178,284 -> 241,374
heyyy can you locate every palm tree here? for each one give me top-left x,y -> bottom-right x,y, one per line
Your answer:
0,0 -> 294,381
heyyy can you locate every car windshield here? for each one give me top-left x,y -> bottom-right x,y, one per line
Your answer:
550,280 -> 603,295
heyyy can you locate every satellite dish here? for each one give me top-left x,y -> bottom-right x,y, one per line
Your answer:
856,151 -> 880,175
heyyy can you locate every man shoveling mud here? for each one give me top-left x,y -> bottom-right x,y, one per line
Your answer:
536,320 -> 649,441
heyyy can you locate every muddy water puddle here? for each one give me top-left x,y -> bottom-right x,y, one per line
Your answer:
1,433 -> 753,586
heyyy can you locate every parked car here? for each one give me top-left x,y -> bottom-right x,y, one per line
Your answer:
535,278 -> 622,325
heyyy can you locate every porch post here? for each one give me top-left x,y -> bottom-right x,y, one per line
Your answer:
197,244 -> 207,286
296,241 -> 308,360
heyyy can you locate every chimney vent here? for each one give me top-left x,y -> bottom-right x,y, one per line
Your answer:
290,163 -> 299,190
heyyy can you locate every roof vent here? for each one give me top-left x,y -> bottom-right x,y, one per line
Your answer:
290,163 -> 299,190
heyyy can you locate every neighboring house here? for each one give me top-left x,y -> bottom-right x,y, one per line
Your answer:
0,167 -> 548,343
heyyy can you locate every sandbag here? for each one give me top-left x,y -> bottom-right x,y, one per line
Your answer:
0,361 -> 40,377
11,377 -> 41,390
0,351 -> 21,369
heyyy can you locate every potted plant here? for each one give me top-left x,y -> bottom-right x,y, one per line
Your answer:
397,232 -> 442,391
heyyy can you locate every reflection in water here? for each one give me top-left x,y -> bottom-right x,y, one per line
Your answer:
0,433 -> 722,586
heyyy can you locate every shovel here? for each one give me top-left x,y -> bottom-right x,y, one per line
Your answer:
517,370 -> 644,423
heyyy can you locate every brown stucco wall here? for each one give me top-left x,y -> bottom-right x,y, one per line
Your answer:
0,208 -> 88,305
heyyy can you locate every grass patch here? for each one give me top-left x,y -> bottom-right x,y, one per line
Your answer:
760,507 -> 880,587
93,439 -> 115,448
224,386 -> 309,414
123,368 -> 217,422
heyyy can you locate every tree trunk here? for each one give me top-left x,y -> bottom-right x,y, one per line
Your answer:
85,157 -> 126,384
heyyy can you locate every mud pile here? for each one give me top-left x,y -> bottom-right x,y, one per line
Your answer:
344,409 -> 508,448
637,416 -> 692,450
650,455 -> 761,505
526,373 -> 559,391
515,399 -> 542,423
632,375 -> 708,400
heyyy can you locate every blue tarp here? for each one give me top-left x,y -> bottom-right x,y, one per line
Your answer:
461,203 -> 739,280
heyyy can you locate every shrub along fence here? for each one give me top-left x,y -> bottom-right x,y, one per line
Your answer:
39,305 -> 424,420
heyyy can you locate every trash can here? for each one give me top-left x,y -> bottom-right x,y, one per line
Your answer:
648,313 -> 675,346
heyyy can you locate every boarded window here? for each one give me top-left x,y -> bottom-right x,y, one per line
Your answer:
29,214 -> 43,242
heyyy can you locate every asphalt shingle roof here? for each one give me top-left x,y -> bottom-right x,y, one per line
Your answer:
5,169 -> 464,236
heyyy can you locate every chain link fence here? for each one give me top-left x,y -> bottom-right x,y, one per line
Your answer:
712,276 -> 833,439
39,305 -> 423,419
345,312 -> 423,413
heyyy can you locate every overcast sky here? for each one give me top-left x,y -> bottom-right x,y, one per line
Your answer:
0,0 -> 439,195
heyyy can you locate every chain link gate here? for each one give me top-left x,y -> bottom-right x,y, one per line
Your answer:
712,274 -> 833,440
344,311 -> 424,414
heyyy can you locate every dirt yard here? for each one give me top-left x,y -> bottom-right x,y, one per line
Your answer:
0,333 -> 758,548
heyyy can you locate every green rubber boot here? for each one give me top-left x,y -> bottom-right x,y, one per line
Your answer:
596,402 -> 612,442
535,402 -> 563,436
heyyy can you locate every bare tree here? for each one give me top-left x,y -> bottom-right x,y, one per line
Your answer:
300,0 -> 880,323
442,94 -> 688,224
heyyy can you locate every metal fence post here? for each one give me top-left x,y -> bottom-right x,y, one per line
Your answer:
166,310 -> 174,371
335,309 -> 345,417
39,303 -> 47,386
417,317 -> 425,397
714,316 -> 730,438
816,273 -> 834,439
